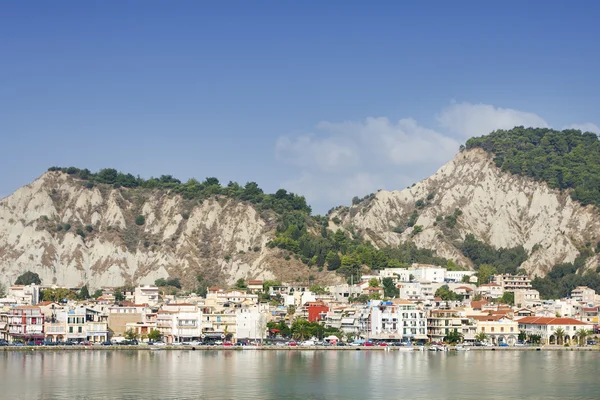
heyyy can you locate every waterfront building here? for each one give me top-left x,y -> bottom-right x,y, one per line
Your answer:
235,304 -> 267,342
517,316 -> 590,344
107,303 -> 151,336
369,300 -> 427,342
472,314 -> 518,345
8,306 -> 44,343
427,309 -> 474,343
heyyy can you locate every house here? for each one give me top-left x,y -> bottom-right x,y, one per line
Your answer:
327,285 -> 363,303
571,286 -> 596,304
247,280 -> 264,293
306,301 -> 329,322
514,289 -> 541,308
476,283 -> 504,299
517,316 -> 590,344
492,274 -> 532,292
454,286 -> 474,300
134,286 -> 160,306
7,284 -> 40,306
362,287 -> 384,297
580,307 -> 598,325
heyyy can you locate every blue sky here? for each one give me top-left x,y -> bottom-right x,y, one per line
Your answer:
1,1 -> 599,213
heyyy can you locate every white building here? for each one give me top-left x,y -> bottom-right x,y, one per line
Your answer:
444,270 -> 476,283
514,289 -> 541,308
235,304 -> 268,342
517,316 -> 590,345
327,285 -> 363,303
410,264 -> 445,283
476,283 -> 504,299
571,286 -> 596,304
8,284 -> 40,306
368,300 -> 427,341
161,303 -> 203,343
134,286 -> 160,306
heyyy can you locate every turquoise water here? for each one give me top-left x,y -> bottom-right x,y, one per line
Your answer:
1,350 -> 599,399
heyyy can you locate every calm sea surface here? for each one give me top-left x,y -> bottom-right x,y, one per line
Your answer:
1,350 -> 599,399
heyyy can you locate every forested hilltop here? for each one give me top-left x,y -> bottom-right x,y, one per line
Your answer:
466,127 -> 600,299
466,127 -> 600,207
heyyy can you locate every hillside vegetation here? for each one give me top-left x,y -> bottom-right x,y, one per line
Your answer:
466,126 -> 600,207
48,167 -> 455,284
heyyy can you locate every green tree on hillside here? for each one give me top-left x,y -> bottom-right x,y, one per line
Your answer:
15,271 -> 41,285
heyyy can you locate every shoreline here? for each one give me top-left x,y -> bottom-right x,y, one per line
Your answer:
1,345 -> 598,352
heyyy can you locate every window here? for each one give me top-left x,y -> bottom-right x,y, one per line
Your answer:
501,327 -> 504,332
491,327 -> 495,332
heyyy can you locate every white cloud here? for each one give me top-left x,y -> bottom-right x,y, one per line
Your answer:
276,102 -> 586,213
276,115 -> 461,212
562,123 -> 600,134
437,102 -> 549,138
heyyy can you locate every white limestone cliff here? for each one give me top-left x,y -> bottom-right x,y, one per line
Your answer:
331,148 -> 600,277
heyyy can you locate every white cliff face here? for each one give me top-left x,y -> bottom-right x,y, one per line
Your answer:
0,172 -> 335,289
332,148 -> 600,276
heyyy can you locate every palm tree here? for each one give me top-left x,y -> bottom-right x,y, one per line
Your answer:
444,329 -> 463,344
553,328 -> 566,345
475,332 -> 488,344
576,329 -> 590,346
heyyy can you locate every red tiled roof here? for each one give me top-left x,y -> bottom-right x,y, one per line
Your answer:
479,283 -> 501,287
248,280 -> 263,285
455,286 -> 473,291
470,300 -> 488,309
517,316 -> 589,325
583,307 -> 598,312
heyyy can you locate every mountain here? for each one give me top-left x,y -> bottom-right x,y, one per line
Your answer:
0,170 -> 340,289
3,127 -> 600,295
331,131 -> 600,278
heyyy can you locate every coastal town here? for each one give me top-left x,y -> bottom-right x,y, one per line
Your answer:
1,263 -> 598,349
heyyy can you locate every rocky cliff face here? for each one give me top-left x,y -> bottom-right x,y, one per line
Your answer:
0,172 -> 336,289
331,148 -> 600,277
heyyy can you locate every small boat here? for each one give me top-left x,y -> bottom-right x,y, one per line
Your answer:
455,345 -> 470,352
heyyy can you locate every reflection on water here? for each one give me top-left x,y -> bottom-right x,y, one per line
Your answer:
1,350 -> 599,399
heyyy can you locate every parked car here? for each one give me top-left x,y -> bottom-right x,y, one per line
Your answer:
101,341 -> 112,346
0,340 -> 9,346
222,342 -> 233,347
377,342 -> 388,347
287,341 -> 297,347
587,340 -> 597,345
363,342 -> 374,347
499,342 -> 509,347
153,341 -> 166,346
